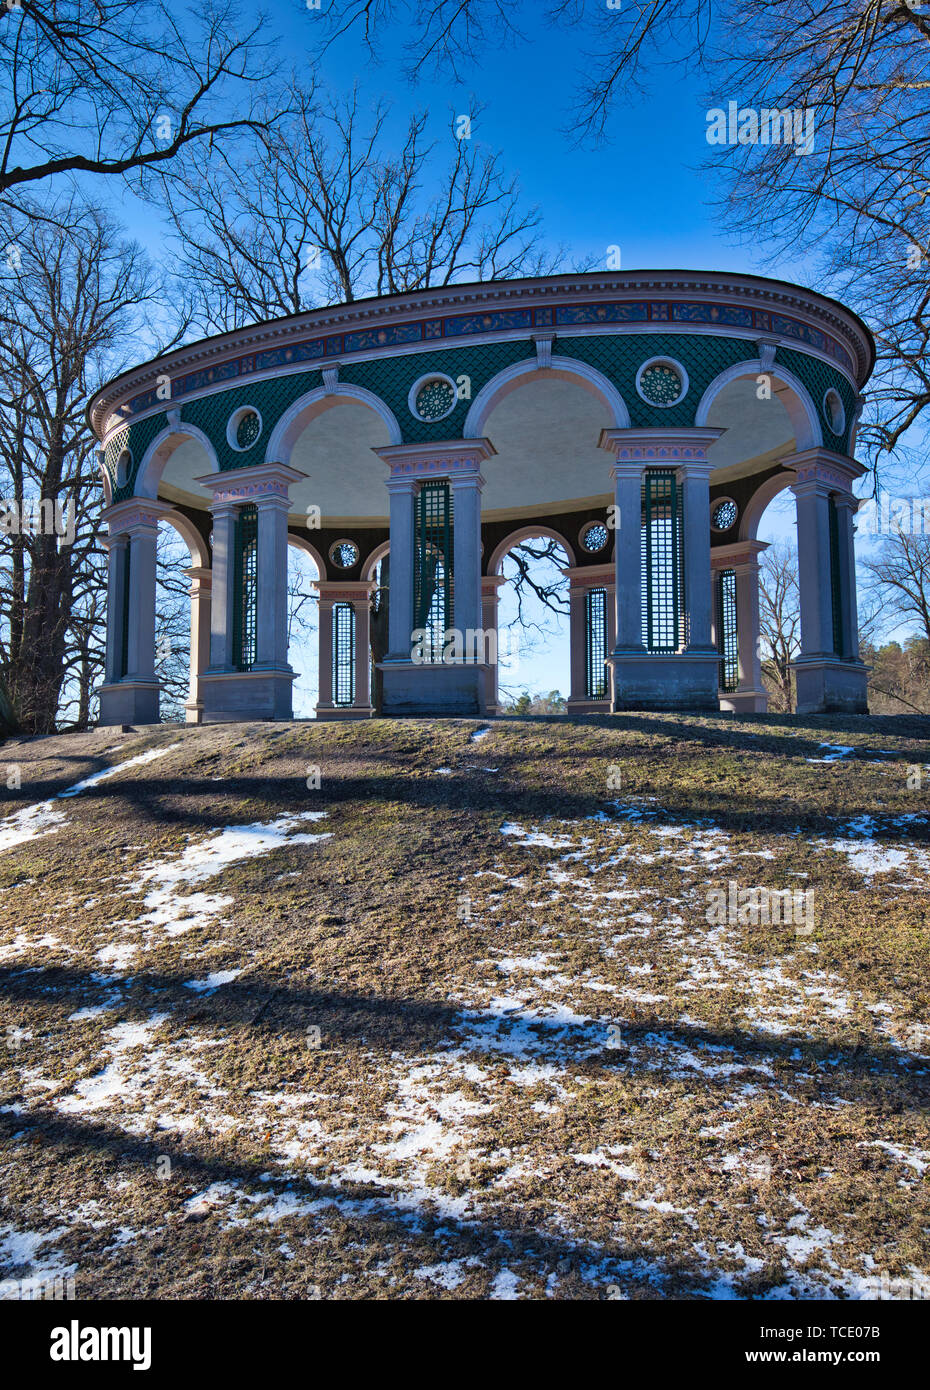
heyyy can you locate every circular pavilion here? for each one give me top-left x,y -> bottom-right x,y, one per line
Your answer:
88,271 -> 874,723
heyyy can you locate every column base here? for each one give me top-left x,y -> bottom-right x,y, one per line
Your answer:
380,661 -> 490,717
609,652 -> 720,712
719,688 -> 769,714
315,704 -> 374,721
567,697 -> 612,716
98,681 -> 160,726
792,658 -> 868,714
200,669 -> 295,722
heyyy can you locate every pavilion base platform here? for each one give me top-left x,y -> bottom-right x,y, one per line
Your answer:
200,669 -> 295,723
609,652 -> 721,712
98,680 -> 161,726
380,661 -> 491,717
792,658 -> 868,714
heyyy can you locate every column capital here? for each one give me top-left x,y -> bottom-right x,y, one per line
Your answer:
449,471 -> 485,492
782,448 -> 865,491
194,461 -> 306,505
374,438 -> 496,479
599,427 -> 723,463
561,563 -> 615,589
103,497 -> 174,535
710,539 -> 770,571
184,566 -> 212,588
313,580 -> 376,605
481,574 -> 508,595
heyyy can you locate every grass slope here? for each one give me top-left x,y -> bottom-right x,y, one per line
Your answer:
0,712 -> 928,1300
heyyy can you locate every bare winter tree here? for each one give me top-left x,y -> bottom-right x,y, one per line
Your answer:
159,84 -> 564,333
862,529 -> 930,648
0,198 -> 160,733
758,541 -> 800,713
0,0 -> 279,198
325,3 -> 930,475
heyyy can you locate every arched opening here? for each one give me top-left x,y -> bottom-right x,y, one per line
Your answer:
752,482 -> 798,713
287,537 -> 322,717
492,530 -> 572,714
154,516 -> 201,723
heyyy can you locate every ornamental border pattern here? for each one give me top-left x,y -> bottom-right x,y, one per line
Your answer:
115,298 -> 856,422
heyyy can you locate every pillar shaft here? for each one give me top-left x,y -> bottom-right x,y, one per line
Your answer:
104,535 -> 129,684
184,567 -> 212,723
678,462 -> 715,652
385,477 -> 417,661
125,520 -> 159,682
208,503 -> 237,671
255,493 -> 291,670
611,463 -> 645,653
450,471 -> 484,645
792,478 -> 837,658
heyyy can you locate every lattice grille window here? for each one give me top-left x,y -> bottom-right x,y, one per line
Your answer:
828,495 -> 843,656
414,481 -> 453,663
585,588 -> 608,700
641,470 -> 684,653
332,602 -> 356,706
233,504 -> 258,671
717,569 -> 739,693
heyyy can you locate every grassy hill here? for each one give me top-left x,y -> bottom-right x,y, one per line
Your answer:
1,712 -> 929,1300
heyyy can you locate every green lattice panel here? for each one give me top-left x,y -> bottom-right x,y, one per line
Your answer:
340,340 -> 529,443
108,412 -> 168,503
180,370 -> 322,472
775,347 -> 856,454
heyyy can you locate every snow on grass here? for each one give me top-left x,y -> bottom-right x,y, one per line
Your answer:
806,743 -> 855,763
0,742 -> 181,853
123,812 -> 331,940
184,969 -> 243,993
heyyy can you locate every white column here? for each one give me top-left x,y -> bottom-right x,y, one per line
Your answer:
384,476 -> 417,661
353,590 -> 374,712
610,462 -> 645,653
481,574 -> 506,712
184,567 -> 211,723
792,477 -> 836,657
568,582 -> 587,702
104,534 -> 129,683
833,492 -> 860,661
255,491 -> 291,670
208,501 -> 236,671
316,596 -> 334,712
450,470 -> 484,649
678,461 -> 715,652
125,515 -> 159,682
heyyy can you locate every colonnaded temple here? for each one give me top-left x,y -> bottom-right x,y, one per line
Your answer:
88,272 -> 874,724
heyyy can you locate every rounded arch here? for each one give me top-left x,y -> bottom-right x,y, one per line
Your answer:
361,538 -> 390,582
96,449 -> 113,508
739,470 -> 797,541
266,383 -> 402,465
464,356 -> 631,439
136,423 -> 219,500
286,532 -> 326,575
487,524 -> 577,576
695,360 -> 823,451
161,509 -> 210,568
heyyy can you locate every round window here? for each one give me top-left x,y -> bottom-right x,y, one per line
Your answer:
114,449 -> 132,488
580,521 -> 609,553
824,388 -> 845,436
637,359 -> 687,407
227,406 -> 263,451
329,539 -> 360,569
711,499 -> 738,532
411,375 -> 457,422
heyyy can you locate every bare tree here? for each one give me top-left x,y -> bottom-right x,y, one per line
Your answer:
0,198 -> 159,733
758,541 -> 800,713
0,0 -> 279,198
160,84 -> 563,333
862,528 -> 930,646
